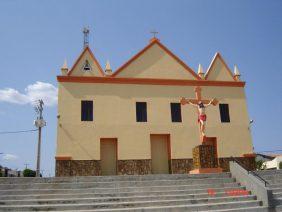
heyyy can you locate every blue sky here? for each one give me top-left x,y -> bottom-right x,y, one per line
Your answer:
0,0 -> 281,176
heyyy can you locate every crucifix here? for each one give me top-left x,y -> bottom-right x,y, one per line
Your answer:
150,30 -> 158,38
180,86 -> 218,141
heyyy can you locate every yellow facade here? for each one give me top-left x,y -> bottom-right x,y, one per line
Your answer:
56,38 -> 254,175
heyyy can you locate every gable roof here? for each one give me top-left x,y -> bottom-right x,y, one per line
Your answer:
112,38 -> 201,80
67,46 -> 105,76
205,52 -> 235,81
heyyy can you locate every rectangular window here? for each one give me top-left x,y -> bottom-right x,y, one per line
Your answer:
170,103 -> 182,122
219,104 -> 230,123
81,101 -> 93,121
136,102 -> 147,122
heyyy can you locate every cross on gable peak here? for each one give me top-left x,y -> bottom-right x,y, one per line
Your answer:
150,30 -> 158,38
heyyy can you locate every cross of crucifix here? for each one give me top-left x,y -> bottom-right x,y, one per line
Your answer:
180,86 -> 219,141
181,87 -> 218,105
150,30 -> 158,38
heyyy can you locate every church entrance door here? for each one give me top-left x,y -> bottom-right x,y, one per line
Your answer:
100,138 -> 117,175
150,135 -> 170,174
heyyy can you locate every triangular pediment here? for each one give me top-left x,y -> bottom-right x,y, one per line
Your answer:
205,53 -> 235,81
67,47 -> 104,77
113,39 -> 200,80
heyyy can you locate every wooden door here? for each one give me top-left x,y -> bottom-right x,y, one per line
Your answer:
100,139 -> 117,175
151,135 -> 170,174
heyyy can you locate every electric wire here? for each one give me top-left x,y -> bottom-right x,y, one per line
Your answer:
0,129 -> 38,135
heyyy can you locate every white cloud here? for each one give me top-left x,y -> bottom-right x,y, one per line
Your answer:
0,88 -> 29,104
0,82 -> 57,107
2,154 -> 18,161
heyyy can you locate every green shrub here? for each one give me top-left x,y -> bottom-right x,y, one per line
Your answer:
23,169 -> 36,177
256,160 -> 264,170
279,161 -> 282,169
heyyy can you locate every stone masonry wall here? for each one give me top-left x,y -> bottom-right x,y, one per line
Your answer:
117,160 -> 152,175
193,145 -> 218,169
170,159 -> 193,174
55,157 -> 255,176
219,157 -> 256,172
55,160 -> 101,177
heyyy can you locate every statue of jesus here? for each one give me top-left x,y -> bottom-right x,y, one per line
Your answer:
181,99 -> 215,137
180,86 -> 218,138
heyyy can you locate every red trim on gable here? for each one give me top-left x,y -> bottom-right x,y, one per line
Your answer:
57,76 -> 245,87
67,46 -> 105,76
112,39 -> 201,80
205,53 -> 235,81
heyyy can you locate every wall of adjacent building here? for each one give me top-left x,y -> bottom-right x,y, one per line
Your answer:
56,82 -> 253,160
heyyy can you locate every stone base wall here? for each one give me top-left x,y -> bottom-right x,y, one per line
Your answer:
117,160 -> 151,175
56,160 -> 100,177
219,157 -> 256,172
70,160 -> 101,176
193,145 -> 218,169
55,160 -> 71,177
170,159 -> 193,174
55,157 -> 255,176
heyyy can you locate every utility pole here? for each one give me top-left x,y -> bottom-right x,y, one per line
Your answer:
34,100 -> 46,177
24,163 -> 29,169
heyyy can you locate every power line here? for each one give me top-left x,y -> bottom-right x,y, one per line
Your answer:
0,129 -> 38,135
257,150 -> 282,153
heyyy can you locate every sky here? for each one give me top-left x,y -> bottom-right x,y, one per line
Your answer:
0,0 -> 281,176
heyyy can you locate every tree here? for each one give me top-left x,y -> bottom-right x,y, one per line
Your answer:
279,161 -> 282,170
23,169 -> 36,177
256,160 -> 264,170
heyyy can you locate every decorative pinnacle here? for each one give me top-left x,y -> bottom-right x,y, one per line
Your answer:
198,64 -> 204,74
105,60 -> 111,70
234,65 -> 241,81
62,59 -> 68,70
61,59 -> 68,75
105,60 -> 112,75
198,64 -> 205,79
234,65 -> 240,76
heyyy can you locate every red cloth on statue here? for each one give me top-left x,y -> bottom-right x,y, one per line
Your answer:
198,114 -> 207,122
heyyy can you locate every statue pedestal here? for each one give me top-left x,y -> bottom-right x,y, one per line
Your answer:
189,138 -> 222,174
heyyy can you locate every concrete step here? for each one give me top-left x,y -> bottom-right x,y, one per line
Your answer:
0,177 -> 235,190
254,170 -> 282,176
0,200 -> 261,211
0,193 -> 254,206
79,205 -> 269,212
274,198 -> 282,205
0,172 -> 267,211
204,206 -> 269,212
267,183 -> 282,189
266,179 -> 282,185
0,182 -> 242,195
0,185 -> 247,200
270,188 -> 282,194
273,192 -> 282,198
0,198 -> 261,211
259,174 -> 282,181
0,173 -> 231,184
275,205 -> 282,211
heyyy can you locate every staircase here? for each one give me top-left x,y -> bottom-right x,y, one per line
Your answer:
255,169 -> 282,210
0,172 -> 268,211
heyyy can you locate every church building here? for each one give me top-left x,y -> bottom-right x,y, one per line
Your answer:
55,34 -> 255,176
